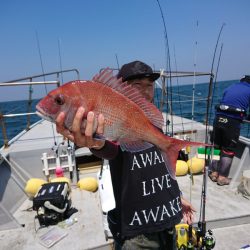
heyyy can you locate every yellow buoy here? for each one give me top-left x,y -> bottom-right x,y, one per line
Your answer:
176,160 -> 189,176
187,157 -> 205,174
51,177 -> 71,190
77,177 -> 98,192
25,178 -> 47,198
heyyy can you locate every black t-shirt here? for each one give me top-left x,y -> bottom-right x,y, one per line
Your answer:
108,145 -> 182,238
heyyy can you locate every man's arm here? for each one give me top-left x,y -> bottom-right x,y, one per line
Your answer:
90,140 -> 118,160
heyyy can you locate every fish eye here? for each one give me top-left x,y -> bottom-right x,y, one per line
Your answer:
54,95 -> 65,105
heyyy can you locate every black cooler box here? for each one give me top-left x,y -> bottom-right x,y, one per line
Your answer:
33,182 -> 71,226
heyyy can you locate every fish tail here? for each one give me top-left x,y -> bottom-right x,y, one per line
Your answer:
159,135 -> 207,179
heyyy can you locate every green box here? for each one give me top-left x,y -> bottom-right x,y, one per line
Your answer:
197,147 -> 220,160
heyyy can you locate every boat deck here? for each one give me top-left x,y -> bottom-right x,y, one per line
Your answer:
1,118 -> 250,249
178,174 -> 250,249
1,173 -> 250,250
0,174 -> 113,250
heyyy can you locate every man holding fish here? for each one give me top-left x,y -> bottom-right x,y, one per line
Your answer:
37,61 -> 197,249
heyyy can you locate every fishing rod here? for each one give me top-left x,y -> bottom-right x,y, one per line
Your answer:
205,23 -> 225,144
196,23 -> 225,250
56,38 -> 77,180
156,0 -> 174,136
36,31 -> 48,94
184,20 -> 200,250
57,37 -> 73,159
173,46 -> 185,135
58,38 -> 64,84
208,43 -> 224,126
115,54 -> 120,70
191,21 -> 199,135
35,31 -> 57,147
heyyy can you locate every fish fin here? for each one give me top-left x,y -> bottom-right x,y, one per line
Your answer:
119,140 -> 153,152
92,68 -> 123,88
160,135 -> 208,179
161,151 -> 178,180
92,68 -> 164,129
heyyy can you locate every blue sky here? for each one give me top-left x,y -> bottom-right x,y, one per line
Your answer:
0,0 -> 250,101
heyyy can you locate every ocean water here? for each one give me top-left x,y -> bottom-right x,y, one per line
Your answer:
0,80 -> 249,147
154,79 -> 250,138
0,99 -> 40,147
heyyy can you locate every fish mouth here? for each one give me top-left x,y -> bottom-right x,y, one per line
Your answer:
36,106 -> 54,122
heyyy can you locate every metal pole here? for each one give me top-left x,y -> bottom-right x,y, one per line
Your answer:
0,112 -> 9,148
26,81 -> 33,130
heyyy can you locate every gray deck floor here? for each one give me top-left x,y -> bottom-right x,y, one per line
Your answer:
178,173 -> 250,227
178,173 -> 250,249
213,223 -> 250,250
0,182 -> 112,250
1,173 -> 250,250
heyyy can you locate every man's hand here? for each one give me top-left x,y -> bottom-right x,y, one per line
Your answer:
56,107 -> 105,149
181,197 -> 196,225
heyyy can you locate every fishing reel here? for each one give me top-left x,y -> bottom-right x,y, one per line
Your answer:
194,228 -> 216,250
202,230 -> 216,250
193,227 -> 216,250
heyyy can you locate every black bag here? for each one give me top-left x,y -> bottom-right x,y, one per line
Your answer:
33,182 -> 71,226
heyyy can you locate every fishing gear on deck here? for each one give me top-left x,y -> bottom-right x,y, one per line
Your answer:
33,182 -> 72,227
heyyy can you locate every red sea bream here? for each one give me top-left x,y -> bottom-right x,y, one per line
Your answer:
36,69 -> 205,178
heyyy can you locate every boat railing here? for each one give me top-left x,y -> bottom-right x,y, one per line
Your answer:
0,69 -> 80,148
3,68 -> 80,84
0,81 -> 59,87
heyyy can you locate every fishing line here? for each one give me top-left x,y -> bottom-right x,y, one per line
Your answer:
35,31 -> 48,94
173,46 -> 185,134
5,103 -> 26,115
57,39 -> 73,151
35,31 -> 57,146
188,20 -> 199,208
58,38 -> 64,84
156,0 -> 174,136
191,21 -> 199,129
